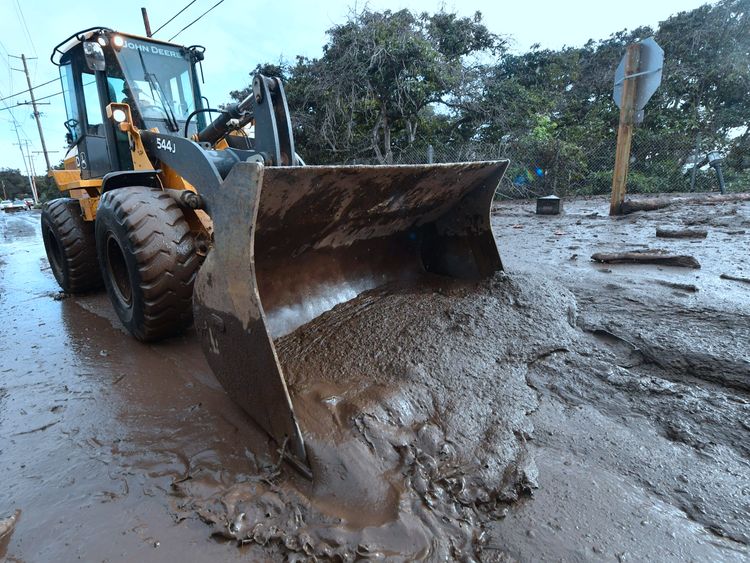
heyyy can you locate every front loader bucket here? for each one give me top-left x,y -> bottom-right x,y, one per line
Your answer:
193,160 -> 509,475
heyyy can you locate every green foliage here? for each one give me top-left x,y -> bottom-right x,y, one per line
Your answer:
36,174 -> 60,203
0,168 -> 60,203
0,169 -> 29,200
232,8 -> 503,164
229,1 -> 749,194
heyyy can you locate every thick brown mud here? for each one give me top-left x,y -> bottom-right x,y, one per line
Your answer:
178,273 -> 569,559
488,195 -> 750,560
1,195 -> 749,561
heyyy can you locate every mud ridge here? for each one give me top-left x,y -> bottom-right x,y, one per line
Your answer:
169,273 -> 579,560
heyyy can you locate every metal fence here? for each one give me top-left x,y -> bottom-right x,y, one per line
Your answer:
347,133 -> 748,199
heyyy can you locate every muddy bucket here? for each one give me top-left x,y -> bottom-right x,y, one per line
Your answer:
193,160 -> 509,475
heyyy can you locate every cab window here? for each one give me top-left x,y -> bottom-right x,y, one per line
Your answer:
82,74 -> 104,135
59,62 -> 81,142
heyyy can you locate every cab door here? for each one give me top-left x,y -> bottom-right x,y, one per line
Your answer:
78,69 -> 112,178
60,47 -> 116,179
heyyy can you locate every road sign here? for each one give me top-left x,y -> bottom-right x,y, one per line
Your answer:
613,37 -> 664,111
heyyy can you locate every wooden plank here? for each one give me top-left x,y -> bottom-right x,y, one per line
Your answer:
591,252 -> 700,268
610,43 -> 641,216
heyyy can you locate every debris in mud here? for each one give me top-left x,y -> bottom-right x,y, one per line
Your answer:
653,280 -> 699,293
170,273 -> 580,560
720,273 -> 750,285
623,193 -> 750,216
698,193 -> 750,204
655,227 -> 707,239
0,510 -> 20,559
2,197 -> 748,561
12,421 -> 59,436
621,198 -> 672,214
48,291 -> 71,301
591,251 -> 700,269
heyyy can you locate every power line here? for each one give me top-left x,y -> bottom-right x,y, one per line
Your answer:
0,88 -> 63,111
169,0 -> 226,41
0,40 -> 10,69
13,0 -> 37,57
2,80 -> 97,108
153,0 -> 200,36
12,53 -> 52,172
0,77 -> 58,102
0,76 -> 98,109
0,86 -> 23,126
29,89 -> 65,103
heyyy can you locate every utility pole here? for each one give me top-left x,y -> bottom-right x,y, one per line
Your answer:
1,180 -> 7,200
14,140 -> 39,204
142,7 -> 153,37
609,44 -> 640,216
14,143 -> 39,204
11,124 -> 37,203
11,54 -> 52,173
25,145 -> 40,204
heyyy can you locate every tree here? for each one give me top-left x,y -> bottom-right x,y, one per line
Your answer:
231,9 -> 504,164
0,163 -> 63,203
227,2 -> 749,194
0,169 -> 32,201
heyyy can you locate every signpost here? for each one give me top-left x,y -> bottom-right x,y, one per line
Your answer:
610,38 -> 664,215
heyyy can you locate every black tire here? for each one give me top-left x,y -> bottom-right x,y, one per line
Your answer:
41,198 -> 102,292
95,186 -> 200,342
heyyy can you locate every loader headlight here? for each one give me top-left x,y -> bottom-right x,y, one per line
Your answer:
83,41 -> 106,72
97,37 -> 107,47
112,108 -> 128,123
113,35 -> 125,49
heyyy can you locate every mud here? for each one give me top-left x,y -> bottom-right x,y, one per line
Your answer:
489,195 -> 749,560
179,273 -> 570,559
1,195 -> 749,561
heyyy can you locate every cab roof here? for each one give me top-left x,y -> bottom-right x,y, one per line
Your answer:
51,26 -> 187,66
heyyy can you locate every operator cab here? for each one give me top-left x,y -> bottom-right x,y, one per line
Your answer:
52,27 -> 206,179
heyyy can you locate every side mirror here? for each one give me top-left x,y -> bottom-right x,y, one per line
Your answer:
64,119 -> 80,144
83,41 -> 106,72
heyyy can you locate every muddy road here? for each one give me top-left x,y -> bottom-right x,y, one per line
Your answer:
1,196 -> 749,561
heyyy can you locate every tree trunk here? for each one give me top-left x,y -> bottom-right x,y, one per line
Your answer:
383,117 -> 392,164
406,120 -> 418,144
372,121 -> 385,164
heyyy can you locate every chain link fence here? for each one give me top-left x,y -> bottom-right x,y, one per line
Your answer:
347,133 -> 748,199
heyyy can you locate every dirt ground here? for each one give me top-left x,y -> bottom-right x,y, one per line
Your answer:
0,195 -> 748,562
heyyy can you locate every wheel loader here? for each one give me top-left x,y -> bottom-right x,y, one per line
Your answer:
43,27 -> 509,476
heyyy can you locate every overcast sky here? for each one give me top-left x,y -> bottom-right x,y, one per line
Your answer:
0,0 -> 709,176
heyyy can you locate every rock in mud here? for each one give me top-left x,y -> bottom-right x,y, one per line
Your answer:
0,510 -> 20,559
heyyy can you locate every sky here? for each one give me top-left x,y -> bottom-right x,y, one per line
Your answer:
0,0 -> 710,175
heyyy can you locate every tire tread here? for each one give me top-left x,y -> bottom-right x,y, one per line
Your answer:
96,187 -> 199,341
41,198 -> 102,292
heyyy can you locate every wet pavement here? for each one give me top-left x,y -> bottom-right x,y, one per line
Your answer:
1,211 -> 258,561
1,195 -> 749,561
